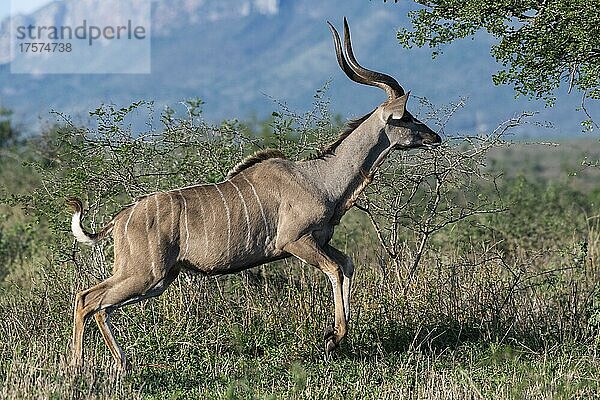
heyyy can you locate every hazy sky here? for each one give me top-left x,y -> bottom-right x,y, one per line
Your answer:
0,0 -> 52,20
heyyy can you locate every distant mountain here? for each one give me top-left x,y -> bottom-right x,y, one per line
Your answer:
0,0 -> 595,137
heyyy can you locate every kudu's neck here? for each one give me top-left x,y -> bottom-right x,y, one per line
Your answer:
305,116 -> 394,218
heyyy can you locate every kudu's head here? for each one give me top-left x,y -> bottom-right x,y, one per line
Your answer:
328,18 -> 441,150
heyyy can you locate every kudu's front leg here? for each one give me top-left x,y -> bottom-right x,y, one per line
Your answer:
284,235 -> 349,354
325,245 -> 354,324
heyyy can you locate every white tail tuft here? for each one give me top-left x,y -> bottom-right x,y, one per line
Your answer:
71,211 -> 96,245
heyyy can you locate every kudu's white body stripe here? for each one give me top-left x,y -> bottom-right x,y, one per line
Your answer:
123,202 -> 137,236
193,187 -> 210,257
179,190 -> 191,259
124,202 -> 138,251
154,195 -> 160,244
228,180 -> 252,249
167,192 -> 175,239
241,173 -> 270,241
144,198 -> 150,236
213,183 -> 231,258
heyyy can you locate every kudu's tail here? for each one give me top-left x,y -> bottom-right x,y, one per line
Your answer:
67,198 -> 114,245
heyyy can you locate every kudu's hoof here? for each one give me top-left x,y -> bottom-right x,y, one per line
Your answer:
115,359 -> 132,374
324,325 -> 336,341
325,336 -> 338,355
324,327 -> 339,355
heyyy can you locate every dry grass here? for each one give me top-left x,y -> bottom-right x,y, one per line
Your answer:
1,207 -> 599,399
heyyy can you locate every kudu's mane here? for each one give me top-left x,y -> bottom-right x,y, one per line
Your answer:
310,110 -> 375,160
227,111 -> 374,170
226,148 -> 285,179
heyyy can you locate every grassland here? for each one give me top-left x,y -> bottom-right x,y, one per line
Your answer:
1,133 -> 600,399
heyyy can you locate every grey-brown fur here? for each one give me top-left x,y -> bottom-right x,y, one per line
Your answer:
315,110 -> 375,158
69,18 -> 442,371
226,148 -> 285,179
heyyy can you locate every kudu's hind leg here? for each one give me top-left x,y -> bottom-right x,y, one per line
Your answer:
71,278 -> 118,368
94,310 -> 127,369
284,236 -> 348,354
71,276 -> 140,369
71,265 -> 180,370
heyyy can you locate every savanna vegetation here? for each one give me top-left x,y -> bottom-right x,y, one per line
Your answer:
0,94 -> 599,399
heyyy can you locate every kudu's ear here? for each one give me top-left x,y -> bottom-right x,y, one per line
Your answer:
380,92 -> 410,122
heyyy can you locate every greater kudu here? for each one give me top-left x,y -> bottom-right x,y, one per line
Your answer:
68,18 -> 441,370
